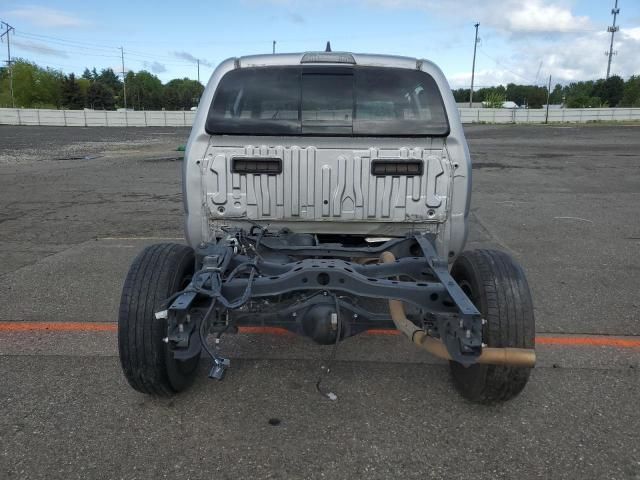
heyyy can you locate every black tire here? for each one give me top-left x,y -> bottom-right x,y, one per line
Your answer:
118,243 -> 199,396
449,249 -> 535,404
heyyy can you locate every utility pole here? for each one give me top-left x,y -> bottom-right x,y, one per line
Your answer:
606,0 -> 620,79
272,40 -> 276,54
197,59 -> 200,84
120,46 -> 127,109
469,22 -> 479,108
545,75 -> 552,124
1,21 -> 15,107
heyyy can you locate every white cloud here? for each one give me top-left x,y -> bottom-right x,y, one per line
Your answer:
449,68 -> 530,89
520,29 -> 640,82
623,27 -> 640,41
503,0 -> 591,33
361,0 -> 636,84
364,0 -> 592,34
6,5 -> 89,28
449,27 -> 640,88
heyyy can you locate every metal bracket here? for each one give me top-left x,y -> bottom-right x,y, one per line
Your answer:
414,235 -> 480,318
415,235 -> 483,362
169,291 -> 198,312
209,357 -> 230,380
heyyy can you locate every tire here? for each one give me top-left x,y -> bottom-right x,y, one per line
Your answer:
449,249 -> 535,404
118,243 -> 199,396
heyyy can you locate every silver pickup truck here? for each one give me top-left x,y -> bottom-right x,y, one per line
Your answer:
118,50 -> 535,404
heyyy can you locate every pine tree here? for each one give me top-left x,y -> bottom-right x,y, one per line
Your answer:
61,73 -> 85,109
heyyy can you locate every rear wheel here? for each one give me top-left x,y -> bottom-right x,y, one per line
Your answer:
118,243 -> 199,396
449,249 -> 535,404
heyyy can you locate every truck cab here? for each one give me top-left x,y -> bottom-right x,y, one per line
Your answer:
183,52 -> 471,260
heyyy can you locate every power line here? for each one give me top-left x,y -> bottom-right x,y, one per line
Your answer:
14,24 -> 460,51
534,60 -> 543,84
12,43 -> 121,60
13,32 -> 121,58
120,47 -> 126,110
605,0 -> 620,79
25,60 -> 92,70
14,31 -> 202,66
469,23 -> 479,107
478,48 -> 538,85
12,34 -> 197,71
124,50 -> 198,65
545,75 -> 552,123
15,30 -> 118,51
2,21 -> 214,88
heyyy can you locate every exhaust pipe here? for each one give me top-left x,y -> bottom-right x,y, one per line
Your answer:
379,251 -> 535,367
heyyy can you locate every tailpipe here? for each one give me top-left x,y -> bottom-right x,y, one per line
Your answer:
379,251 -> 535,367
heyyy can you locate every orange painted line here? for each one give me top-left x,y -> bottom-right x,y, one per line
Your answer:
0,322 -> 639,349
0,322 -> 117,332
365,329 -> 401,336
536,336 -> 640,348
237,326 -> 293,336
0,323 -> 296,336
366,330 -> 640,347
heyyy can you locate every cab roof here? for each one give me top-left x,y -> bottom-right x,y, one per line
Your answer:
234,52 -> 430,71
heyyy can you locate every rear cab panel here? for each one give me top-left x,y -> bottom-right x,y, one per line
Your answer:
184,53 -> 471,260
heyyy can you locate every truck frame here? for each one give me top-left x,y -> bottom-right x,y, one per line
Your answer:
118,50 -> 535,404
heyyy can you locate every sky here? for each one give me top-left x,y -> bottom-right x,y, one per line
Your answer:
1,0 -> 639,89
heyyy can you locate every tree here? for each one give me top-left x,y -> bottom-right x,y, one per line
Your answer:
163,78 -> 204,110
87,81 -> 115,109
97,68 -> 121,90
452,88 -> 471,103
61,73 -> 85,109
483,91 -> 505,108
504,83 -> 547,108
550,84 -> 563,104
125,70 -> 163,110
77,78 -> 91,107
97,68 -> 122,99
620,75 -> 640,107
592,75 -> 624,107
0,59 -> 63,108
562,81 -> 593,107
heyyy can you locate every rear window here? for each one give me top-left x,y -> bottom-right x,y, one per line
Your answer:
206,66 -> 449,136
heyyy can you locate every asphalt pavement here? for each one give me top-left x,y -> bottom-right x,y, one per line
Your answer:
0,124 -> 639,479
